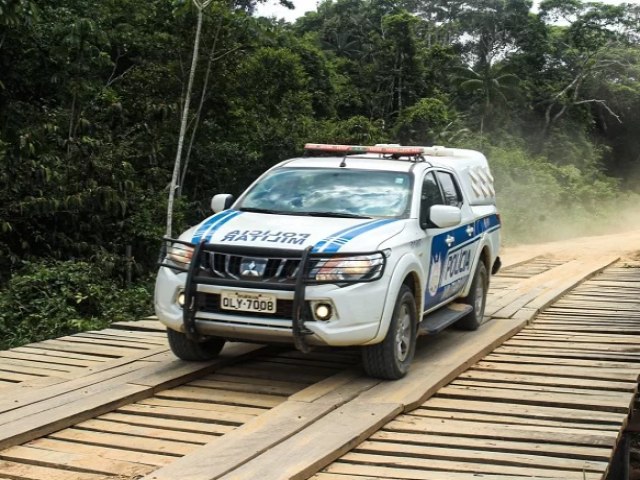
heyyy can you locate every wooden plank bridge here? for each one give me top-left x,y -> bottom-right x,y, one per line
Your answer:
0,254 -> 638,480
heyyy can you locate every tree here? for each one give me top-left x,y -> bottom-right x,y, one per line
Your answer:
455,65 -> 520,140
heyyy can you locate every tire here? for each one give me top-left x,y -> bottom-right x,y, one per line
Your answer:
167,328 -> 226,361
457,261 -> 489,331
362,285 -> 417,380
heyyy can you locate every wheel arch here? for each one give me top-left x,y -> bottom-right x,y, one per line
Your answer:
461,240 -> 492,297
365,253 -> 424,345
402,271 -> 422,321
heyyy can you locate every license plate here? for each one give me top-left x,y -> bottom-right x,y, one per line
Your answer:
220,291 -> 277,314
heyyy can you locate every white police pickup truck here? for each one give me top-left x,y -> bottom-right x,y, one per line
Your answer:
155,144 -> 501,379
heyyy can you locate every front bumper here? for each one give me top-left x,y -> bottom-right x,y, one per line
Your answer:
155,240 -> 390,348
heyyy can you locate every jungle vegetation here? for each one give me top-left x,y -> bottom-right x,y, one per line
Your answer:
1,0 -> 639,347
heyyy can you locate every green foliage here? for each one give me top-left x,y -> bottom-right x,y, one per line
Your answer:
394,96 -> 463,145
0,260 -> 152,349
314,116 -> 388,145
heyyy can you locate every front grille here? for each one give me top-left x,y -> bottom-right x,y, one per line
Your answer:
197,292 -> 295,318
202,251 -> 313,286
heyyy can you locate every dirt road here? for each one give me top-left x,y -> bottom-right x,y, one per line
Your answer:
502,227 -> 640,266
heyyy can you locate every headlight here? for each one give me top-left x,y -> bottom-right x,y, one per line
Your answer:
167,242 -> 194,267
313,253 -> 385,282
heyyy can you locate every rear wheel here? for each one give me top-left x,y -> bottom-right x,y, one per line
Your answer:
457,261 -> 488,331
167,328 -> 225,361
362,285 -> 417,380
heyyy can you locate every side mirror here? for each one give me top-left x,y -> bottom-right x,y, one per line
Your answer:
211,194 -> 235,213
428,205 -> 461,229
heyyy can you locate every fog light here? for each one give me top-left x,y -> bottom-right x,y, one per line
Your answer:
177,292 -> 185,307
315,303 -> 332,321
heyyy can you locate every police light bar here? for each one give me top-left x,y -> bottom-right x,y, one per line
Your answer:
304,143 -> 424,156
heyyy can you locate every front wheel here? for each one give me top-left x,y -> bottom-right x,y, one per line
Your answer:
457,261 -> 489,331
362,285 -> 417,380
167,328 -> 226,361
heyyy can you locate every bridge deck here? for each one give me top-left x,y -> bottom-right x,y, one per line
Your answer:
0,256 -> 636,480
313,263 -> 640,480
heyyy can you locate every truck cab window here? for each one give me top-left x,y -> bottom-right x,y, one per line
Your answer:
421,172 -> 444,209
436,171 -> 463,207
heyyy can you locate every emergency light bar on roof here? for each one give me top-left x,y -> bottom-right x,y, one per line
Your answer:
304,143 -> 425,157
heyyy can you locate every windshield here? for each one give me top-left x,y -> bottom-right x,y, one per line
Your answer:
237,168 -> 412,218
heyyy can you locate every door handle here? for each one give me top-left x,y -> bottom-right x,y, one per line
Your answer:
466,225 -> 474,237
445,235 -> 455,247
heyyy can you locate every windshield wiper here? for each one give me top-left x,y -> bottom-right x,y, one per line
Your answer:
239,207 -> 285,215
299,211 -> 372,219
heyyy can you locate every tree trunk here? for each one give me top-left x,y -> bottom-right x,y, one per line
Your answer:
166,1 -> 209,238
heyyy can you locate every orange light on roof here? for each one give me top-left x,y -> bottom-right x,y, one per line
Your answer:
304,143 -> 424,156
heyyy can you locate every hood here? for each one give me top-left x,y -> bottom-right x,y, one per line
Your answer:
182,210 -> 406,254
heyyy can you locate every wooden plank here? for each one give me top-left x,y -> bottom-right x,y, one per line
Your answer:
217,364 -> 329,384
450,379 -> 635,397
155,386 -> 285,408
31,339 -> 142,357
385,416 -> 617,447
0,361 -> 78,382
99,411 -> 236,434
10,346 -> 109,362
316,468 -> 587,480
53,335 -> 154,350
371,430 -> 612,460
505,339 -> 640,352
408,409 -> 619,431
457,369 -> 636,392
0,460 -> 108,480
26,438 -> 175,467
515,332 -> 640,345
216,402 -> 402,480
437,385 -> 632,412
75,331 -> 167,345
422,397 -> 627,424
353,440 -> 608,472
117,403 -> 256,425
0,358 -> 80,376
0,350 -> 97,367
0,370 -> 43,382
49,428 -> 197,456
475,360 -> 640,381
74,418 -> 220,444
327,455 -> 602,480
111,319 -> 166,331
0,376 -> 67,395
145,371 -> 378,480
491,347 -> 640,364
0,444 -> 152,477
134,397 -> 265,417
207,373 -> 308,391
185,378 -> 300,396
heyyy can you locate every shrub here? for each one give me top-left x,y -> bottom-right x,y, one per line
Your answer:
0,260 -> 153,350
